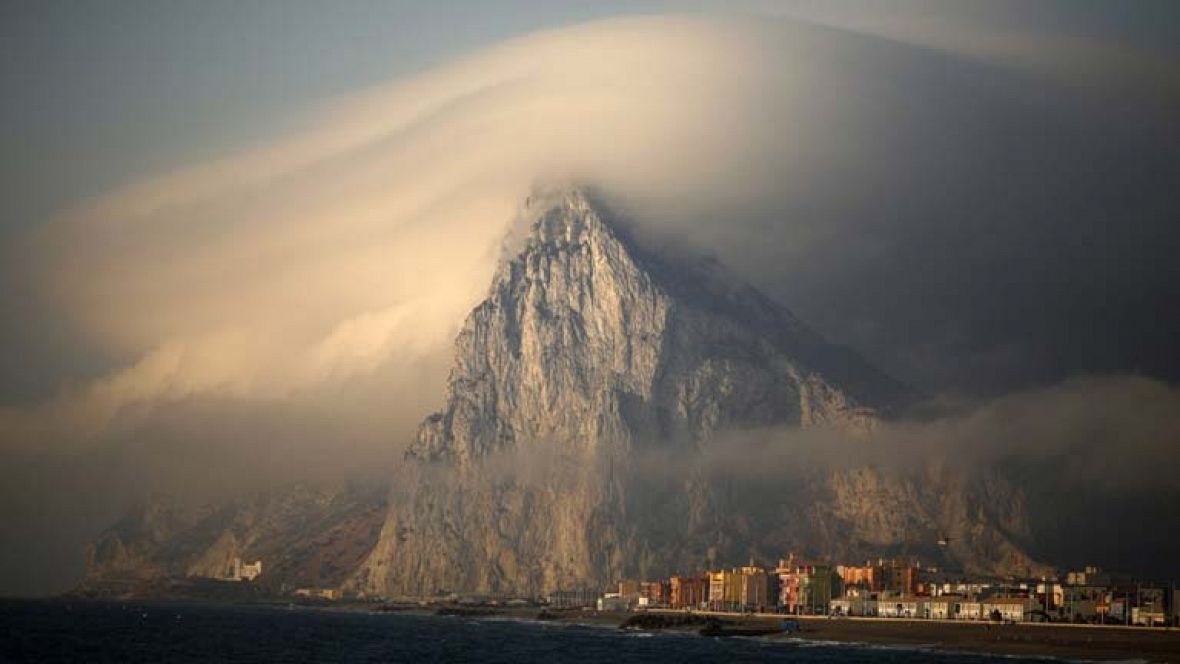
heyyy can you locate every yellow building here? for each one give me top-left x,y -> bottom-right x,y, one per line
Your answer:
708,570 -> 739,609
737,565 -> 769,611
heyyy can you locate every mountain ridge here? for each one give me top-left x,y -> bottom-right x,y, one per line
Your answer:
348,187 -> 1039,596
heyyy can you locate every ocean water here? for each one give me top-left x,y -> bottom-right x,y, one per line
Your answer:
0,599 -> 1059,663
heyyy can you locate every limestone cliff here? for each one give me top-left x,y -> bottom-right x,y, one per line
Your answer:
349,189 -> 1041,597
409,189 -> 911,464
85,188 -> 1043,597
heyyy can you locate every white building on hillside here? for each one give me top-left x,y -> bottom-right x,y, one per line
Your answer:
226,557 -> 262,581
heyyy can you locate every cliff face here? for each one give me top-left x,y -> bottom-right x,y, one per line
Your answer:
408,189 -> 909,466
349,189 -> 1040,598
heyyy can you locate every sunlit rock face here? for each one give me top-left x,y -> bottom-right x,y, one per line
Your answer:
408,188 -> 907,464
352,189 -> 1039,598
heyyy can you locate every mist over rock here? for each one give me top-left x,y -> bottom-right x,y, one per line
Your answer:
83,188 -> 1046,596
410,188 -> 918,463
348,189 -> 1040,597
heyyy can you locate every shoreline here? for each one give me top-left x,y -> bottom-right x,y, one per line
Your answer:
441,606 -> 1180,662
26,596 -> 1180,662
375,603 -> 1180,662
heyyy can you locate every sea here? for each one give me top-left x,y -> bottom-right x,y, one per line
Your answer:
0,599 -> 1066,663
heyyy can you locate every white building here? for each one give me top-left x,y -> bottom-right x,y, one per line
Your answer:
225,557 -> 262,582
980,597 -> 1037,622
830,596 -> 867,617
878,598 -> 921,618
597,593 -> 629,612
927,597 -> 955,620
956,600 -> 984,620
1132,607 -> 1167,626
928,596 -> 983,620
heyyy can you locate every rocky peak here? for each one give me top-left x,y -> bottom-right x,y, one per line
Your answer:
350,192 -> 1037,596
407,187 -> 910,465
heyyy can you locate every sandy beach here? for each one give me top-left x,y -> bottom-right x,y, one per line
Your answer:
496,607 -> 1179,662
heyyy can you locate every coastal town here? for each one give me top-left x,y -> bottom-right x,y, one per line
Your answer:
544,556 -> 1179,627
68,549 -> 1180,662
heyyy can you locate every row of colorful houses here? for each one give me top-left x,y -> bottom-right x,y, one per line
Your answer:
585,559 -> 1178,626
592,554 -> 895,614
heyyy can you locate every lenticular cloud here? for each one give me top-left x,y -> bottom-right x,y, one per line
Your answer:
5,17 -> 884,447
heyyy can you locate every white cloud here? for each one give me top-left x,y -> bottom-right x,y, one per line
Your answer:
5,16 -> 804,447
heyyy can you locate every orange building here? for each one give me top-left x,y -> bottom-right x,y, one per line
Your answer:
838,563 -> 883,591
838,559 -> 918,595
670,574 -> 708,609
